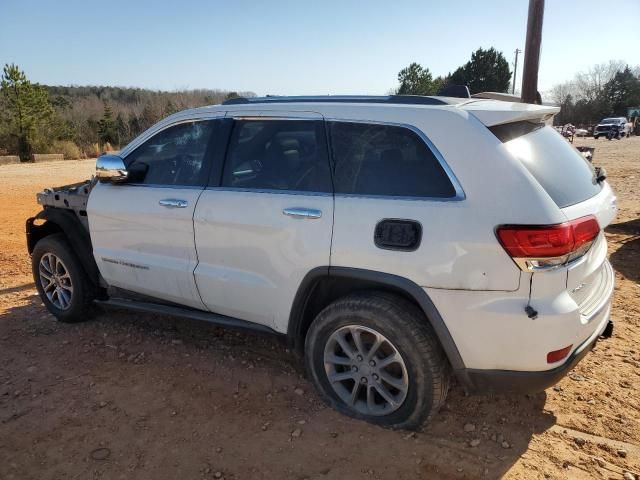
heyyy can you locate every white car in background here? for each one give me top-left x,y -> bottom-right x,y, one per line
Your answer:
26,95 -> 617,429
593,117 -> 630,139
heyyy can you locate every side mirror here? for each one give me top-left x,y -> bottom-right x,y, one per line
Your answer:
96,154 -> 128,183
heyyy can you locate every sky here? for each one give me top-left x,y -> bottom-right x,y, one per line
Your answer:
2,0 -> 639,96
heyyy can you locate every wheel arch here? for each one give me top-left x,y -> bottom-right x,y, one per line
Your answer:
26,209 -> 102,288
287,266 -> 466,373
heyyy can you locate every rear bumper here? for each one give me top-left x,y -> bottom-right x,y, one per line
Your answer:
458,317 -> 612,394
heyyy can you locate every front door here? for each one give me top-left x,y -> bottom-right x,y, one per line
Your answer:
88,118 -> 220,309
193,112 -> 334,331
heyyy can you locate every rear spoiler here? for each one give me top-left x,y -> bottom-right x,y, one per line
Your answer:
471,92 -> 522,102
459,100 -> 560,127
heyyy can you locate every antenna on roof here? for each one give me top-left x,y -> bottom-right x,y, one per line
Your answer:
436,85 -> 471,99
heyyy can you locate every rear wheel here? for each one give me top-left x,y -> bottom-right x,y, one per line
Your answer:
32,234 -> 95,323
305,292 -> 450,430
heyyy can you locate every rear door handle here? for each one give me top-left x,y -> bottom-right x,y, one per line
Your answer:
283,207 -> 322,219
159,198 -> 188,208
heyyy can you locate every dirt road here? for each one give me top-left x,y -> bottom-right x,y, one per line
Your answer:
1,138 -> 638,479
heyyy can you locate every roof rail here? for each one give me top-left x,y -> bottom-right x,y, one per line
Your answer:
222,95 -> 448,106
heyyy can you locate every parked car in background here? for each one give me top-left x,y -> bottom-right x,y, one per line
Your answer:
593,117 -> 630,139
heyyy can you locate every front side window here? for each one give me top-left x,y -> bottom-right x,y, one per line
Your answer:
222,120 -> 332,192
329,122 -> 456,198
125,120 -> 215,187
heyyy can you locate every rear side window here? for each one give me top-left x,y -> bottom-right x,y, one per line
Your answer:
329,122 -> 456,198
222,120 -> 332,193
499,125 -> 602,208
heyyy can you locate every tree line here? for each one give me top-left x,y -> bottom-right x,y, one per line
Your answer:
2,51 -> 639,160
394,49 -> 640,127
395,47 -> 512,96
548,61 -> 640,127
0,63 -> 253,160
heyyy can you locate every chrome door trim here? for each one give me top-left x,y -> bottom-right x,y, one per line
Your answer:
283,207 -> 322,219
204,186 -> 332,197
159,198 -> 189,208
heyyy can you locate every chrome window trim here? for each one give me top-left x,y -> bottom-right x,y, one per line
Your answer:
325,118 -> 466,202
118,183 -> 205,190
230,116 -> 322,121
334,193 -> 461,202
205,186 -> 332,197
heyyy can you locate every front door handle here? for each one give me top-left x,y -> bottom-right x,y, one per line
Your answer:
283,207 -> 322,219
159,198 -> 188,208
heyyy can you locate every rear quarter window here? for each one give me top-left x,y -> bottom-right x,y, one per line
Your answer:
497,125 -> 602,208
329,121 -> 456,198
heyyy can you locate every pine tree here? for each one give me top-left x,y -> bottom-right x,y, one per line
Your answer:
397,63 -> 439,95
97,101 -> 117,145
0,63 -> 54,159
448,48 -> 512,94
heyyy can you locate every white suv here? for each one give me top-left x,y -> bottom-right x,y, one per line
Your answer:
27,95 -> 617,429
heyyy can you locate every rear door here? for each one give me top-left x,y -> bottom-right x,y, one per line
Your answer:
193,111 -> 334,331
88,118 -> 221,308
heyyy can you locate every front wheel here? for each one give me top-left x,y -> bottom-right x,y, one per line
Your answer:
305,292 -> 450,430
32,234 -> 95,323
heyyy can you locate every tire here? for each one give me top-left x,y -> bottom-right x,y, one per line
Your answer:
304,291 -> 450,430
32,233 -> 95,323
594,135 -> 598,139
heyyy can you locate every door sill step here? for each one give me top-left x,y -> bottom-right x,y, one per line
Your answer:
97,298 -> 279,335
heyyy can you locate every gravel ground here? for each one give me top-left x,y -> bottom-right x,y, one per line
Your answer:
0,137 -> 639,480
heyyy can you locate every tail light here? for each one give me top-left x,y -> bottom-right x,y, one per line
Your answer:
496,215 -> 600,271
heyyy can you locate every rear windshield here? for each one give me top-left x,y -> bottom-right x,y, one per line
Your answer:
495,125 -> 602,208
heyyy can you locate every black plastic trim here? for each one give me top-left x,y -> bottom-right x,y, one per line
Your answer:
461,321 -> 612,394
100,298 -> 280,336
287,266 -> 330,350
26,209 -> 101,287
374,219 -> 422,252
287,266 -> 466,373
207,117 -> 234,188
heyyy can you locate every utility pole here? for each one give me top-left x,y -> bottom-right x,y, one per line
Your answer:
512,48 -> 521,95
521,0 -> 545,104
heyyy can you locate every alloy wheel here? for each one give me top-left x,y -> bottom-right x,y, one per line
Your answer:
323,325 -> 409,416
39,253 -> 74,310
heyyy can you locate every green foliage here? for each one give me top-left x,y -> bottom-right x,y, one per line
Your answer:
604,67 -> 640,117
0,63 -> 54,159
448,47 -> 511,94
397,63 -> 442,95
0,64 -> 254,157
97,102 -> 117,145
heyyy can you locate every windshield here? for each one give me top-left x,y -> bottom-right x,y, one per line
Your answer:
503,126 -> 602,208
601,118 -> 619,124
